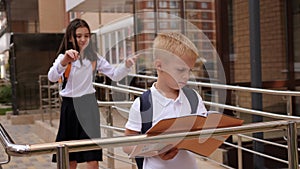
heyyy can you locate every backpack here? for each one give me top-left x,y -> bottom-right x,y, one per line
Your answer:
135,86 -> 199,169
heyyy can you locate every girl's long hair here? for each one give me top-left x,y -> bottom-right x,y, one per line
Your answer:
56,18 -> 98,63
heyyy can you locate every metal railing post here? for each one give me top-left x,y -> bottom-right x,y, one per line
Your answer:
107,105 -> 115,169
105,87 -> 115,169
287,121 -> 298,169
56,144 -> 70,169
286,96 -> 293,116
237,135 -> 243,169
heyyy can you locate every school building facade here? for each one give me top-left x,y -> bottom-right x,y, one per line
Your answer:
0,0 -> 299,116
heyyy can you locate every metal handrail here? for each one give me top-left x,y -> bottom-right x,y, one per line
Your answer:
95,82 -> 300,121
93,83 -> 143,96
7,74 -> 300,168
97,78 -> 300,169
0,120 -> 299,169
0,103 -> 300,166
99,121 -> 300,168
97,101 -> 133,107
0,120 -> 296,155
203,101 -> 300,120
127,73 -> 300,97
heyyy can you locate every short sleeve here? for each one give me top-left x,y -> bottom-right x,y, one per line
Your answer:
125,98 -> 142,132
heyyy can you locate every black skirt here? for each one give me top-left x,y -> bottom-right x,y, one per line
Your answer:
52,93 -> 103,163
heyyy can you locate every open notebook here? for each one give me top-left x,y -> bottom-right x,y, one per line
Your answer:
129,112 -> 244,158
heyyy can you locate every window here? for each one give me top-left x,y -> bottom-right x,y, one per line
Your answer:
170,22 -> 180,29
159,22 -> 168,29
187,12 -> 198,19
126,42 -> 133,57
202,22 -> 209,29
293,0 -> 300,64
203,41 -> 212,50
124,27 -> 131,37
192,32 -> 198,40
103,34 -> 110,60
145,33 -> 156,41
186,2 -> 195,9
69,12 -> 76,21
0,12 -> 7,32
145,12 -> 155,18
204,32 -> 212,39
201,2 -> 208,9
170,11 -> 180,18
145,22 -> 155,29
159,12 -> 168,18
202,12 -> 208,19
110,32 -> 116,48
170,1 -> 179,8
159,1 -> 167,8
146,1 -> 154,8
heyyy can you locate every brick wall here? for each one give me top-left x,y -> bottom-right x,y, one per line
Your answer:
233,0 -> 286,83
232,0 -> 287,114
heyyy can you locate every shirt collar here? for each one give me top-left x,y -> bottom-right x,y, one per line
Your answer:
150,83 -> 184,107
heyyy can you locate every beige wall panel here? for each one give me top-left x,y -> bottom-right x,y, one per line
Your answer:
100,13 -> 131,26
38,0 -> 66,33
81,13 -> 100,31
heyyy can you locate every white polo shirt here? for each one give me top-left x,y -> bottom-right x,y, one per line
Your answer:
125,83 -> 207,169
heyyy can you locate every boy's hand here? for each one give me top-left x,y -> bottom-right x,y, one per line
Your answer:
123,129 -> 139,155
158,147 -> 179,160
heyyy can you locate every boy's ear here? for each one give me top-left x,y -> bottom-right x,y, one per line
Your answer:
154,59 -> 162,70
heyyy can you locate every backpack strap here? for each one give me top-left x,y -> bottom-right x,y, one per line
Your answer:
135,87 -> 198,169
59,63 -> 71,90
64,63 -> 72,78
135,89 -> 152,169
140,89 -> 153,134
182,87 -> 199,114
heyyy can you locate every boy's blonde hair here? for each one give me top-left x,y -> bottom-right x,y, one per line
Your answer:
153,32 -> 198,60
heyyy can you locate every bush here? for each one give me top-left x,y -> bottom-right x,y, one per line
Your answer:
0,107 -> 12,115
0,85 -> 12,104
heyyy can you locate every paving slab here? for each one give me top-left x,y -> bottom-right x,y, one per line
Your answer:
0,113 -> 226,169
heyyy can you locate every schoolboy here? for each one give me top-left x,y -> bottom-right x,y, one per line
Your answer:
124,32 -> 207,169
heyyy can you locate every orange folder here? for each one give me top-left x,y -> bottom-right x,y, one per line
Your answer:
129,112 -> 244,158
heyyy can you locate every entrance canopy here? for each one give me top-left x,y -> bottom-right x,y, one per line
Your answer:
65,0 -> 133,12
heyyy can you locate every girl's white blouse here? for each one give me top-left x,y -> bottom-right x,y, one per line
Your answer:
48,54 -> 131,97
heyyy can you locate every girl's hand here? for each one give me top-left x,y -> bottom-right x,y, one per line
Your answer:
158,147 -> 179,160
60,49 -> 80,66
125,55 -> 137,68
